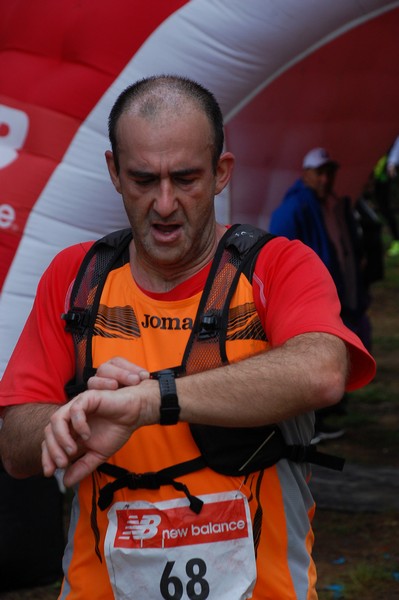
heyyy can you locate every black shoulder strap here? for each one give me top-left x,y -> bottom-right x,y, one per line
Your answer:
62,228 -> 132,397
62,224 -> 344,481
178,224 -> 274,374
63,224 -> 272,395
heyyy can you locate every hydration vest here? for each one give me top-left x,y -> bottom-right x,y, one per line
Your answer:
62,224 -> 344,515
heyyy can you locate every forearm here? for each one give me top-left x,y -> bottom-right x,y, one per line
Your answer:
175,332 -> 348,427
39,332 -> 348,487
0,403 -> 59,478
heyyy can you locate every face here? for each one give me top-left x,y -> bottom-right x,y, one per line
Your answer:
302,164 -> 337,200
106,108 -> 233,278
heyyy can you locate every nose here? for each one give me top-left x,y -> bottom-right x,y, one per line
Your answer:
153,178 -> 178,217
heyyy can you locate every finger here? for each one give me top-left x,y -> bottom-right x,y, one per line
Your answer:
87,375 -> 119,390
97,357 -> 149,383
90,368 -> 143,388
48,406 -> 81,455
108,356 -> 144,371
69,400 -> 92,441
43,423 -> 73,471
41,439 -> 57,477
63,450 -> 107,487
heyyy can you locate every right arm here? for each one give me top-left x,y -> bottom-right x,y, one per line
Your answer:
0,244 -> 89,477
0,403 -> 59,478
0,359 -> 148,479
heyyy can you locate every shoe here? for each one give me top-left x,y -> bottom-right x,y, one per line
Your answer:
310,424 -> 345,445
387,240 -> 399,257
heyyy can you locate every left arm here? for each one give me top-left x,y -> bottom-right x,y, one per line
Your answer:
41,330 -> 347,486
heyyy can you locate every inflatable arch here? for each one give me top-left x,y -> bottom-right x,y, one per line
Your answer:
1,0 -> 399,375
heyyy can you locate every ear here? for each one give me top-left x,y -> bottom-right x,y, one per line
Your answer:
105,150 -> 122,194
215,151 -> 235,195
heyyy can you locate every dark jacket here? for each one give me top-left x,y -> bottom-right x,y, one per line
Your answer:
269,179 -> 369,320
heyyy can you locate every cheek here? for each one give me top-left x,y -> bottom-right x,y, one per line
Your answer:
188,196 -> 214,224
122,196 -> 146,224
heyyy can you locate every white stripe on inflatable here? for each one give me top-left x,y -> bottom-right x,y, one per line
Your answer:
0,0 -> 396,375
223,0 -> 399,122
128,0 -> 398,121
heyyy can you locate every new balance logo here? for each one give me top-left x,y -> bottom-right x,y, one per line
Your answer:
118,514 -> 161,541
114,499 -> 249,550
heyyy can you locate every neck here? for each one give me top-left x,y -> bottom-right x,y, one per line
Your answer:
129,223 -> 226,293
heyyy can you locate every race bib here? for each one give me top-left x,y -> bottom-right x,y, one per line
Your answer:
104,490 -> 256,599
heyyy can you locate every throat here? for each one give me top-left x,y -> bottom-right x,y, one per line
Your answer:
130,252 -> 210,294
129,224 -> 226,293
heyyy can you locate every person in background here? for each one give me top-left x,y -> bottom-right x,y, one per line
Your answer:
0,78 -> 375,599
374,135 -> 399,257
269,148 -> 372,442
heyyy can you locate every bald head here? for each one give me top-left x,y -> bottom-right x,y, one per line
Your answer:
108,75 -> 225,173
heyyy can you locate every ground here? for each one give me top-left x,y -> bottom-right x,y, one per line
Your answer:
1,233 -> 398,600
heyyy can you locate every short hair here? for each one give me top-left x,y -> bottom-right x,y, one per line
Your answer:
108,75 -> 225,173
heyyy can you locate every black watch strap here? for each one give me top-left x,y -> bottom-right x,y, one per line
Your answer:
153,369 -> 180,425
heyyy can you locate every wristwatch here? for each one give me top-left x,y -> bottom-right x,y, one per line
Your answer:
153,369 -> 180,425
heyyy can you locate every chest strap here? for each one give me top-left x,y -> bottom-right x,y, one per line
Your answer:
96,428 -> 344,514
97,460 -> 206,514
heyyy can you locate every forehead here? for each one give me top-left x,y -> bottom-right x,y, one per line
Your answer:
116,107 -> 213,158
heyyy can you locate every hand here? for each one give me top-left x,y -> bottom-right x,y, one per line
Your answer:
41,380 -> 156,486
88,356 -> 149,390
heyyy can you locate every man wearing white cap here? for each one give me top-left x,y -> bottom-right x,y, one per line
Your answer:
270,147 -> 341,270
270,148 -> 371,441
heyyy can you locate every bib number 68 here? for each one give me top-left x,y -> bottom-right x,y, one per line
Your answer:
160,558 -> 210,600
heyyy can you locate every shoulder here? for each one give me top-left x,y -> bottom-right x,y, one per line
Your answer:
37,241 -> 95,309
252,236 -> 376,390
252,235 -> 338,329
252,236 -> 329,318
49,241 -> 94,268
44,241 -> 95,282
255,235 -> 322,277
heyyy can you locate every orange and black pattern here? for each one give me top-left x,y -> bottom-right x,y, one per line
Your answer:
94,304 -> 140,339
226,302 -> 267,341
93,301 -> 265,342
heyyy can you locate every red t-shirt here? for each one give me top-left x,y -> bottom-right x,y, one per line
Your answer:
0,233 -> 376,600
0,235 -> 375,407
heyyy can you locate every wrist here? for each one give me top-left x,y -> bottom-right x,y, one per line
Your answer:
150,369 -> 181,425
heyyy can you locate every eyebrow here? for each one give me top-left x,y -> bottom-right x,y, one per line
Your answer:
128,167 -> 203,178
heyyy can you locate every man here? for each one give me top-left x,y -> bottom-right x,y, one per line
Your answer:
270,147 -> 371,343
270,148 -> 373,441
0,77 -> 375,599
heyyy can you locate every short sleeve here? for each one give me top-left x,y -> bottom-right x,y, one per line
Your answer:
0,242 -> 92,407
252,236 -> 376,391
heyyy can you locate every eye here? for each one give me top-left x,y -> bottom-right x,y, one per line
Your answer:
174,175 -> 196,185
134,177 -> 156,187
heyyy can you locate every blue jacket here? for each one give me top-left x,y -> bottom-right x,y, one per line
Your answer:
269,179 -> 368,320
270,179 -> 334,267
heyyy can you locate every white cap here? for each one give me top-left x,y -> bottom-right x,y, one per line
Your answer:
302,147 -> 339,169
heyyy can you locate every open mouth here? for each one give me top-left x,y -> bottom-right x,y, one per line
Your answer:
151,223 -> 182,242
153,223 -> 181,234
